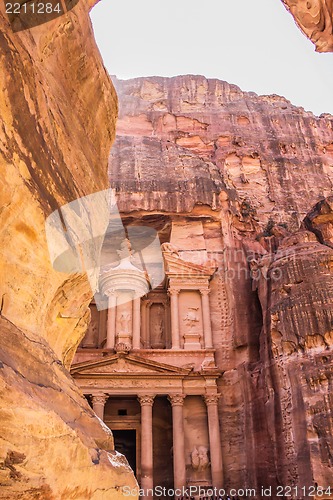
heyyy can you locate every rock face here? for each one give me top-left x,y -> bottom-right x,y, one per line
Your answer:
0,2 -> 136,498
281,0 -> 333,52
110,75 -> 333,493
113,75 -> 333,228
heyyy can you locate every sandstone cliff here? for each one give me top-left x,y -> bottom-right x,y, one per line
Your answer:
282,0 -> 333,52
111,75 -> 333,493
0,2 -> 136,498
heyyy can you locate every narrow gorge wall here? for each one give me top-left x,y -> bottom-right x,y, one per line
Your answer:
111,75 -> 333,493
0,3 -> 137,498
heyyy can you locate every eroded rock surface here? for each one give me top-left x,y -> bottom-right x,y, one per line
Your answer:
0,2 -> 136,498
281,0 -> 333,52
110,75 -> 333,493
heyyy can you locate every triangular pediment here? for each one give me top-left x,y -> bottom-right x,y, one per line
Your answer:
163,253 -> 216,278
71,353 -> 191,377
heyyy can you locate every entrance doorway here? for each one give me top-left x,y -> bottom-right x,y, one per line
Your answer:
113,429 -> 137,474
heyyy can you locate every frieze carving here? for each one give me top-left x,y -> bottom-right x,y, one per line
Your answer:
100,358 -> 146,373
82,378 -> 180,389
115,342 -> 131,353
138,395 -> 155,406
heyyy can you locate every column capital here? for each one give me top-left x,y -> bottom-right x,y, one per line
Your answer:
102,285 -> 118,298
168,288 -> 180,296
138,394 -> 155,406
168,394 -> 186,406
200,289 -> 210,297
204,393 -> 221,406
91,394 -> 108,405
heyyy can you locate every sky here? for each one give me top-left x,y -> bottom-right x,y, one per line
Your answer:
90,0 -> 333,116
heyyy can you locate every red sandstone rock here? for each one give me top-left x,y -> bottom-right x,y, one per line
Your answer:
112,75 -> 333,230
106,75 -> 333,493
0,2 -> 136,499
282,0 -> 333,52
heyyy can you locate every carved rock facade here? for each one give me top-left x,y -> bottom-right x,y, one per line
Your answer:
74,76 -> 333,496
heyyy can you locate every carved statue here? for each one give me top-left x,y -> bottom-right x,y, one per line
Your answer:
118,311 -> 131,334
115,342 -> 131,353
116,238 -> 133,260
154,317 -> 164,341
191,447 -> 200,470
183,308 -> 199,329
191,446 -> 210,472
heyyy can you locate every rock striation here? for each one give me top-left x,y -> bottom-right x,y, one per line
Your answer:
281,0 -> 333,52
0,2 -> 136,499
110,75 -> 333,493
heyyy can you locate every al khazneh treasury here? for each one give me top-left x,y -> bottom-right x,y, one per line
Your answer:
72,237 -> 224,492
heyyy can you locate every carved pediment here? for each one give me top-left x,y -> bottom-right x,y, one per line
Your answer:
163,252 -> 216,279
71,353 -> 191,378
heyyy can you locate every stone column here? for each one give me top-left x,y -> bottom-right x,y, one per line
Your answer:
141,301 -> 149,348
138,395 -> 155,497
168,394 -> 186,492
92,394 -> 108,421
169,289 -> 180,349
132,296 -> 141,349
204,394 -> 223,489
106,292 -> 117,349
201,289 -> 213,349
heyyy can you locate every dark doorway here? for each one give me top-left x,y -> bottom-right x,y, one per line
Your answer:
113,429 -> 136,474
153,397 -> 173,490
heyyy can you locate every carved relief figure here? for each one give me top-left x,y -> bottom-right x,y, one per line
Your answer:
150,303 -> 166,348
118,311 -> 131,334
183,307 -> 200,329
191,446 -> 210,472
83,305 -> 99,347
154,317 -> 164,342
117,238 -> 133,261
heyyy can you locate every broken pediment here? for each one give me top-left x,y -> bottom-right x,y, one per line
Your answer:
70,353 -> 191,378
163,251 -> 217,279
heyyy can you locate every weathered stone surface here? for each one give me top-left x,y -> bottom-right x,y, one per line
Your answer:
251,228 -> 333,490
112,75 -> 333,229
281,0 -> 333,52
304,195 -> 333,246
109,76 -> 333,493
0,2 -> 136,498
